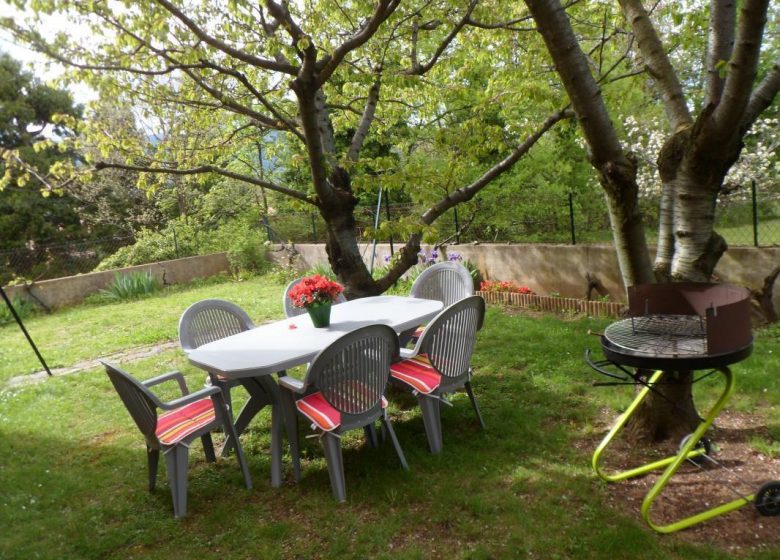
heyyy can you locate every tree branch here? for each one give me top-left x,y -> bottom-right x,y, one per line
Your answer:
316,0 -> 401,86
154,0 -> 299,74
740,60 -> 780,133
704,0 -> 736,106
198,60 -> 306,142
712,0 -> 771,135
347,76 -> 382,162
406,0 -> 478,76
420,109 -> 573,224
92,161 -> 315,205
618,0 -> 692,129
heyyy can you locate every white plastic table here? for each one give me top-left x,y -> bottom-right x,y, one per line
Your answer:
187,295 -> 443,486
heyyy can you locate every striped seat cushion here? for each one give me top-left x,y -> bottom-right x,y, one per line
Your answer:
297,391 -> 388,432
390,354 -> 441,394
156,398 -> 216,445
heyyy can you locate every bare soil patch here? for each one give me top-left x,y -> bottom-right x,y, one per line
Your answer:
584,410 -> 780,556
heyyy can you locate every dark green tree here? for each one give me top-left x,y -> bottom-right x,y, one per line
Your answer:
0,51 -> 83,250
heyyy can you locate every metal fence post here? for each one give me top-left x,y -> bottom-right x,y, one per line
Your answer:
172,226 -> 180,258
751,180 -> 759,247
454,206 -> 460,244
569,192 -> 576,245
0,286 -> 52,377
311,214 -> 317,241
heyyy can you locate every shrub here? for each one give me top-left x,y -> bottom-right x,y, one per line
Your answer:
96,218 -> 270,277
98,271 -> 159,301
0,295 -> 38,325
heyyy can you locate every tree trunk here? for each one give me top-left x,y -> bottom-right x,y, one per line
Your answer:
625,371 -> 701,442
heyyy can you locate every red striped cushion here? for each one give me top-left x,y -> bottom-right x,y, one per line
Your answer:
297,391 -> 388,432
390,354 -> 441,394
156,398 -> 216,445
413,325 -> 426,338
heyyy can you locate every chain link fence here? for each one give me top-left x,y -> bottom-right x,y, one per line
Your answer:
0,236 -> 134,286
2,187 -> 777,286
265,187 -> 780,248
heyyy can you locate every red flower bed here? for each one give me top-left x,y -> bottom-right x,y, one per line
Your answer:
288,275 -> 344,308
479,280 -> 534,294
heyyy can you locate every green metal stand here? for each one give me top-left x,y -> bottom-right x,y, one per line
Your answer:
592,367 -> 753,533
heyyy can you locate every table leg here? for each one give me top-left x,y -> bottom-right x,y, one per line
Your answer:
221,377 -> 274,457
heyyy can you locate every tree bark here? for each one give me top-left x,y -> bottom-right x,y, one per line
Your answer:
625,371 -> 701,442
524,0 -> 654,290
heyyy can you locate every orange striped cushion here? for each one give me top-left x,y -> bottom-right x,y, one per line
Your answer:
156,398 -> 216,445
390,354 -> 441,394
297,391 -> 388,432
413,325 -> 426,338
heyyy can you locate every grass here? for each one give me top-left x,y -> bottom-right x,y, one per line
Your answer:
1,274 -> 779,559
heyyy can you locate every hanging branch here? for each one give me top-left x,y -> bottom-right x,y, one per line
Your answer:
92,161 -> 315,205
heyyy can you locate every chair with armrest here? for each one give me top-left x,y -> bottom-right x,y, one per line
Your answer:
390,295 -> 486,454
178,299 -> 254,412
102,360 -> 252,518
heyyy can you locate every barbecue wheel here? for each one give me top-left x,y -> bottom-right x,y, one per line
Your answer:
678,434 -> 712,465
755,481 -> 780,516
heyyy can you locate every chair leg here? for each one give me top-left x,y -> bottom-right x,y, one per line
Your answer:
201,434 -> 217,463
364,423 -> 379,448
147,447 -> 160,492
164,445 -> 189,518
321,432 -> 347,502
222,415 -> 253,491
464,381 -> 486,430
418,394 -> 444,454
381,415 -> 409,471
279,388 -> 301,482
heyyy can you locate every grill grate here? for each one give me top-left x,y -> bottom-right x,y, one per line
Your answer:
604,314 -> 707,358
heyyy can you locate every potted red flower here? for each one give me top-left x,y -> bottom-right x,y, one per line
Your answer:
288,274 -> 344,327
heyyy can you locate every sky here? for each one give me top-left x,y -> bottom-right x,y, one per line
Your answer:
0,5 -> 98,104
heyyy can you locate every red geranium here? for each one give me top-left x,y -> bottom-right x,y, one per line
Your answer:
288,275 -> 344,308
479,280 -> 534,295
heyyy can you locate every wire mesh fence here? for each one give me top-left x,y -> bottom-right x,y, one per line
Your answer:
265,187 -> 780,248
2,187 -> 777,286
0,236 -> 134,286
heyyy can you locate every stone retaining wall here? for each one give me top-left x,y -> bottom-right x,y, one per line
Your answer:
286,242 -> 780,310
3,253 -> 231,309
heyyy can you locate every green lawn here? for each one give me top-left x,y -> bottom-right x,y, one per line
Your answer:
1,275 -> 779,559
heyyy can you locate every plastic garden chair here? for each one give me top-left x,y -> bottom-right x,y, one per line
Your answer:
178,299 -> 255,412
390,295 -> 486,454
278,325 -> 408,502
410,261 -> 474,306
101,361 -> 252,518
282,277 -> 347,318
406,260 -> 475,343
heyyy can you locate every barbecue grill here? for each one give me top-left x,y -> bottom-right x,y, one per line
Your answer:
585,282 -> 779,533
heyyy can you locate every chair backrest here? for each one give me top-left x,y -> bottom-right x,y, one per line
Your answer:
178,299 -> 254,352
305,325 -> 400,418
410,261 -> 474,306
283,277 -> 347,318
418,295 -> 485,382
101,361 -> 161,444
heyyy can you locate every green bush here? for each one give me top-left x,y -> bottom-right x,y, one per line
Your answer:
98,271 -> 159,301
95,218 -> 269,276
0,295 -> 38,325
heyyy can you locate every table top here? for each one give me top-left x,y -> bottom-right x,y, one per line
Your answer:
187,295 -> 443,378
